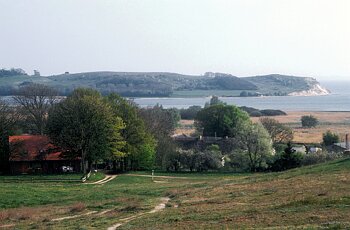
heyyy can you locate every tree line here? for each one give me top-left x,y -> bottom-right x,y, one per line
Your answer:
0,84 -> 342,175
0,84 -> 180,174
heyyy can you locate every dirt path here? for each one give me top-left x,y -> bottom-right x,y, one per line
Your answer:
84,175 -> 117,185
0,224 -> 15,228
51,211 -> 98,221
124,174 -> 189,179
107,197 -> 170,230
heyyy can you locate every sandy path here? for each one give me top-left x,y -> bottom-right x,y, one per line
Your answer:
0,224 -> 15,228
107,197 -> 170,230
124,174 -> 189,179
84,175 -> 117,185
51,211 -> 98,221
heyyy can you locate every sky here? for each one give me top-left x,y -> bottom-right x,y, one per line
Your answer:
0,0 -> 350,81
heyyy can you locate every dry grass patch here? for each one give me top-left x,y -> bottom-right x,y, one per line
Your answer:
119,159 -> 350,229
69,202 -> 86,213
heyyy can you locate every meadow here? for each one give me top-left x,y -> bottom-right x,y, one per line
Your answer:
0,158 -> 349,229
176,111 -> 350,144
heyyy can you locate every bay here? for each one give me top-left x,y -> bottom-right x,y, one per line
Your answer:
133,81 -> 350,111
2,81 -> 350,111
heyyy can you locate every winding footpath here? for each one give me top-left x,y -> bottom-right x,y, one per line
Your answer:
107,197 -> 170,230
84,175 -> 117,185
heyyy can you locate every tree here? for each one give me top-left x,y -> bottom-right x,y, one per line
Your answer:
0,100 -> 18,174
192,145 -> 222,172
260,117 -> 293,143
13,83 -> 58,135
139,105 -> 179,170
301,115 -> 318,128
195,104 -> 250,137
270,142 -> 303,171
47,89 -> 125,173
168,145 -> 222,172
240,91 -> 248,97
106,94 -> 156,171
233,122 -> 273,172
209,95 -> 222,105
322,131 -> 339,146
179,106 -> 202,120
0,68 -> 27,77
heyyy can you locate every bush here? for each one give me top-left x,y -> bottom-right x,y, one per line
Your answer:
270,143 -> 303,171
239,106 -> 286,117
301,151 -> 343,166
70,202 -> 86,213
322,131 -> 340,146
177,145 -> 223,172
301,115 -> 318,128
260,109 -> 287,116
179,106 -> 202,120
226,151 -> 251,172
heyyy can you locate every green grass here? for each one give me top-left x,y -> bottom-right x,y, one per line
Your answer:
0,158 -> 349,229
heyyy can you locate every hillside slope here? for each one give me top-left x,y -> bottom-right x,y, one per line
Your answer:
244,74 -> 330,96
123,158 -> 350,229
0,71 -> 328,97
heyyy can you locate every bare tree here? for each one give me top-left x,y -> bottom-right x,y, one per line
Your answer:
0,99 -> 18,173
13,84 -> 58,135
260,117 -> 293,144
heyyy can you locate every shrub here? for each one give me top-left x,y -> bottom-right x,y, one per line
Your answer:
70,202 -> 86,213
179,106 -> 202,120
270,143 -> 303,171
322,131 -> 340,146
301,151 -> 343,166
260,109 -> 287,116
301,115 -> 318,128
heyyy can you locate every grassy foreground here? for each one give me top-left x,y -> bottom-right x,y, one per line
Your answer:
0,158 -> 349,229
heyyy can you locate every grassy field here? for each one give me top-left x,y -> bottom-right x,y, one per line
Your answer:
252,111 -> 350,144
176,111 -> 350,144
0,158 -> 349,229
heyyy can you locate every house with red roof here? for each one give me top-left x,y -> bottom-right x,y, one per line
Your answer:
9,135 -> 81,174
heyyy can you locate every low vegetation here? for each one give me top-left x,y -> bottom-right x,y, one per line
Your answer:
0,158 -> 348,229
301,115 -> 319,128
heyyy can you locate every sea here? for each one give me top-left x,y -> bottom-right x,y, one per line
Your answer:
133,81 -> 350,111
2,81 -> 350,111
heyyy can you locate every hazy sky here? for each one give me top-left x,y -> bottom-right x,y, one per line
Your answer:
1,0 -> 349,81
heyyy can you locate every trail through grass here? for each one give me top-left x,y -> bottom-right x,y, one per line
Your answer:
0,158 -> 349,229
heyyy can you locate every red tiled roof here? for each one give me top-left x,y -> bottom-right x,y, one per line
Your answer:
9,135 -> 64,161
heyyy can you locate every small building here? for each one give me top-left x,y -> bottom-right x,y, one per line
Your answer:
332,142 -> 348,153
9,135 -> 80,174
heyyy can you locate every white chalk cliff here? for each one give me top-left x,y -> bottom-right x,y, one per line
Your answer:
288,84 -> 330,96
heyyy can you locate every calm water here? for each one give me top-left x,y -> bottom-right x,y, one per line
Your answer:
2,81 -> 350,111
133,81 -> 350,111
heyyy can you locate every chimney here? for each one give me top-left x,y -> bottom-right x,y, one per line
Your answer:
346,134 -> 349,150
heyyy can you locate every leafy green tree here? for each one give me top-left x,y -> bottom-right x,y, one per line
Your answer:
0,100 -> 18,174
233,122 -> 273,172
322,130 -> 339,146
47,89 -> 125,173
195,104 -> 250,137
106,94 -> 156,171
301,115 -> 318,128
260,117 -> 293,144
